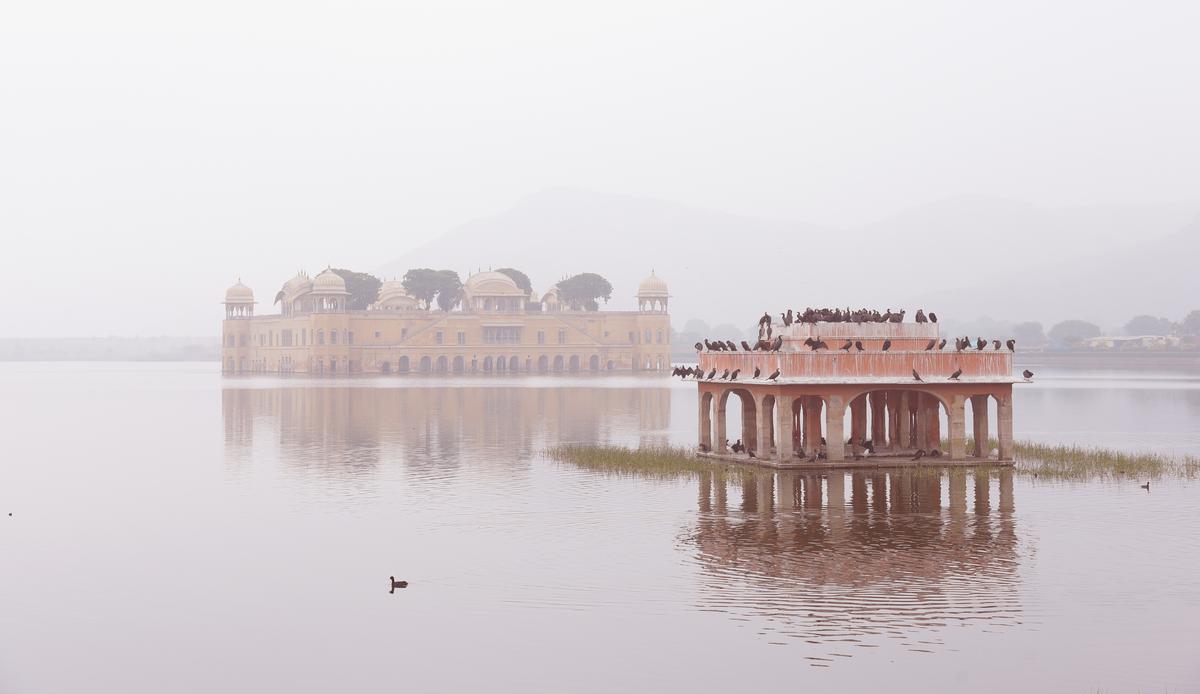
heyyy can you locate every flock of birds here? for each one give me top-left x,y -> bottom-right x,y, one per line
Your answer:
679,308 -> 1036,383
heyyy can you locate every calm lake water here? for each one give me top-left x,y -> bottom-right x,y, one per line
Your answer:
2,362 -> 1199,693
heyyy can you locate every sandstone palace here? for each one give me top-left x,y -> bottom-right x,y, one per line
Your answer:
221,269 -> 671,375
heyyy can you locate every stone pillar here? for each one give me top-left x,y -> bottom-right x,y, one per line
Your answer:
870,392 -> 887,448
804,397 -> 822,457
971,395 -> 989,458
997,391 -> 1015,461
915,393 -> 930,450
825,395 -> 846,462
698,391 -> 712,451
928,400 -> 942,451
849,395 -> 867,455
886,391 -> 900,451
737,395 -> 754,452
715,391 -> 728,454
948,395 -> 968,460
776,395 -> 794,461
755,394 -> 772,459
898,391 -> 912,450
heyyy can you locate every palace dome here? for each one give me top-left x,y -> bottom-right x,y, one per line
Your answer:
224,280 -> 254,304
637,271 -> 669,297
311,268 -> 348,294
464,271 -> 525,297
376,280 -> 418,310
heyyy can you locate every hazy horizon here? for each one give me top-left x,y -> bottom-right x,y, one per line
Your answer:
4,0 -> 1199,337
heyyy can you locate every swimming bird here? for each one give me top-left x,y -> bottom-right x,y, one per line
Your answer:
948,368 -> 962,380
753,366 -> 761,378
881,339 -> 892,352
1006,339 -> 1016,351
840,340 -> 853,351
390,576 -> 408,590
767,369 -> 780,381
855,340 -> 864,351
912,369 -> 923,382
924,339 -> 936,351
1141,481 -> 1150,491
1022,369 -> 1034,379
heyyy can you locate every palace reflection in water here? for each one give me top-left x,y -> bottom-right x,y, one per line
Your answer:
686,468 -> 1022,662
222,383 -> 674,478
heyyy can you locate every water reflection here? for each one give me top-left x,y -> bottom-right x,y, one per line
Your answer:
687,468 -> 1024,662
222,384 -> 673,482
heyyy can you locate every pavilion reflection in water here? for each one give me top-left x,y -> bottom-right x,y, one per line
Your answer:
687,468 -> 1023,661
222,384 -> 673,475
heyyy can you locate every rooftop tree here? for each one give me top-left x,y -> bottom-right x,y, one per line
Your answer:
402,268 -> 462,310
556,272 -> 612,311
331,268 -> 382,310
495,268 -> 532,293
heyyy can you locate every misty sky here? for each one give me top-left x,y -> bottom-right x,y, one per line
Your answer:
3,0 -> 1198,337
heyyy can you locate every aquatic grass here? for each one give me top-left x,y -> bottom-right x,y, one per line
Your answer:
545,444 -> 750,480
550,441 -> 1200,482
1010,440 -> 1200,480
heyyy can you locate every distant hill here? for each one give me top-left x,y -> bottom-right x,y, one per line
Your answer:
378,189 -> 1198,328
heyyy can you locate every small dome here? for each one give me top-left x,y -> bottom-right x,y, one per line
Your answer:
542,286 -> 560,303
637,271 -> 669,297
376,280 -> 417,310
311,268 -> 348,294
224,280 -> 254,303
464,271 -> 525,297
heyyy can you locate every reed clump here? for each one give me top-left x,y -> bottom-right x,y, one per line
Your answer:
546,444 -> 747,480
1011,441 -> 1200,480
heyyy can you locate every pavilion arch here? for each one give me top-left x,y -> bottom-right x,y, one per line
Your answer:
509,355 -> 520,372
537,355 -> 549,372
553,355 -> 564,372
589,355 -> 600,371
380,361 -> 391,374
482,356 -> 493,372
569,355 -> 581,372
716,387 -> 758,454
452,355 -> 465,373
418,356 -> 431,373
398,356 -> 410,373
436,356 -> 448,372
606,360 -> 615,370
